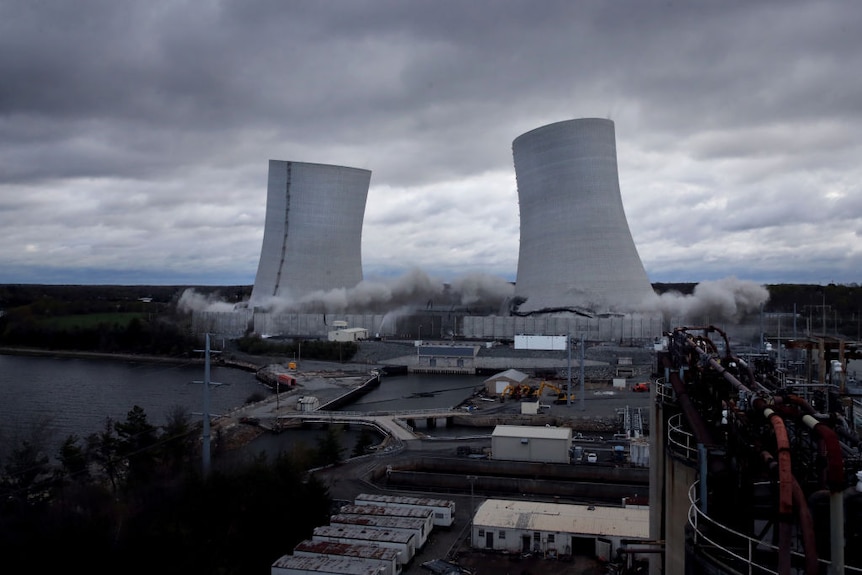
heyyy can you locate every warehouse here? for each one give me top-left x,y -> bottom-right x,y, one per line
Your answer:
491,425 -> 572,464
292,539 -> 400,575
271,554 -> 387,575
329,514 -> 430,549
471,499 -> 649,562
312,525 -> 415,566
353,493 -> 455,527
337,504 -> 434,543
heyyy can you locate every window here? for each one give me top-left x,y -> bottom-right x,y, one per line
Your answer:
478,529 -> 485,537
547,534 -> 555,543
434,512 -> 444,519
499,531 -> 506,539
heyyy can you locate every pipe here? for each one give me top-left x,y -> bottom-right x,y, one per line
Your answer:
757,405 -> 793,575
762,450 -> 819,575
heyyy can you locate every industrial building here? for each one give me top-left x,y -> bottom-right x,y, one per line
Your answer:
651,327 -> 862,574
512,118 -> 656,314
490,424 -> 572,464
471,498 -> 649,561
249,160 -> 371,306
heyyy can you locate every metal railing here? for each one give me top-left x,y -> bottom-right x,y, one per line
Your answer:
666,412 -> 698,462
688,481 -> 862,574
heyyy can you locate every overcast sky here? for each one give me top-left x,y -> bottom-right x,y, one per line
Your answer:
2,0 -> 860,288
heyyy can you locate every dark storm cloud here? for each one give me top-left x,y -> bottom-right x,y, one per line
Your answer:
1,0 -> 861,285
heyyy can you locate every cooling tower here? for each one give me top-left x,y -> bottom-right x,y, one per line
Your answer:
512,118 -> 654,313
250,160 -> 371,306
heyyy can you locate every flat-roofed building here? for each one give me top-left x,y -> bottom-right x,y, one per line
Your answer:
329,513 -> 430,549
338,504 -> 434,543
471,498 -> 649,562
354,493 -> 455,527
491,424 -> 572,464
292,539 -> 400,575
271,554 -> 387,575
312,525 -> 415,566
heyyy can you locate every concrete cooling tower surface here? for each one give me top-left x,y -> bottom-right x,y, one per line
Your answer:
512,118 -> 654,313
250,160 -> 371,305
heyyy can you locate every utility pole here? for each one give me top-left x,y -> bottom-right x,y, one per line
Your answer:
193,333 -> 223,478
579,334 -> 585,411
467,475 -> 477,544
567,332 -> 572,406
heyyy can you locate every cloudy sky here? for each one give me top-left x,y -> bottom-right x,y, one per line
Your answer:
2,0 -> 860,288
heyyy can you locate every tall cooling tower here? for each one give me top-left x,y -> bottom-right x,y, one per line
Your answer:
513,118 -> 654,313
250,160 -> 371,305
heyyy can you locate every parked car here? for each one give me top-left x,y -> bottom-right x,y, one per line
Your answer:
632,382 -> 649,392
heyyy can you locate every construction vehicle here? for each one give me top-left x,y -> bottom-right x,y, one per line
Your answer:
632,382 -> 649,392
500,383 -> 533,401
535,380 -> 576,404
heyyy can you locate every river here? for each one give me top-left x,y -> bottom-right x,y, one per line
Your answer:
0,354 -> 486,459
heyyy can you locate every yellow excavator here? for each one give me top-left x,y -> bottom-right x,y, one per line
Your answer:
500,383 -> 533,400
535,380 -> 576,404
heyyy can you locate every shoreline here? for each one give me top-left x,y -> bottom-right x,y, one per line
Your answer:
0,346 -> 264,372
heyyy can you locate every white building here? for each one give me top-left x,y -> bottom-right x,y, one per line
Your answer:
353,493 -> 455,528
483,368 -> 531,396
471,499 -> 649,562
491,425 -> 572,464
312,525 -> 415,566
271,554 -> 387,575
328,327 -> 369,342
329,514 -> 430,549
292,539 -> 400,575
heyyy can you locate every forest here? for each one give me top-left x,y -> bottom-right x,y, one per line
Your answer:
0,402 -> 351,574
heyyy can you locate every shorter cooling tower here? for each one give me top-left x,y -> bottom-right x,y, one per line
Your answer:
513,118 -> 654,313
250,160 -> 371,306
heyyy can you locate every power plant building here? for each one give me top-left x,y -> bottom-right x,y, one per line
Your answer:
512,118 -> 655,313
250,160 -> 371,306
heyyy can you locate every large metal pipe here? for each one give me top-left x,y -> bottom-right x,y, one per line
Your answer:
762,450 -> 819,575
756,404 -> 793,575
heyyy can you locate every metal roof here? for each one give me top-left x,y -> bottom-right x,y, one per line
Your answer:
314,525 -> 414,543
293,539 -> 400,561
339,504 -> 433,520
491,424 -> 572,441
473,499 -> 649,539
330,514 -> 427,530
355,493 -> 455,509
483,368 -> 530,383
417,345 -> 476,357
271,554 -> 386,574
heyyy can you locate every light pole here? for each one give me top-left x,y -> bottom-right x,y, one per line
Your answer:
418,324 -> 422,342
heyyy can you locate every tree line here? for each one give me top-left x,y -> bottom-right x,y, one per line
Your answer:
0,404 -> 367,574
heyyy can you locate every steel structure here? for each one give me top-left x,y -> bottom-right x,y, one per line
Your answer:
650,326 -> 862,574
250,160 -> 371,306
512,118 -> 654,314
